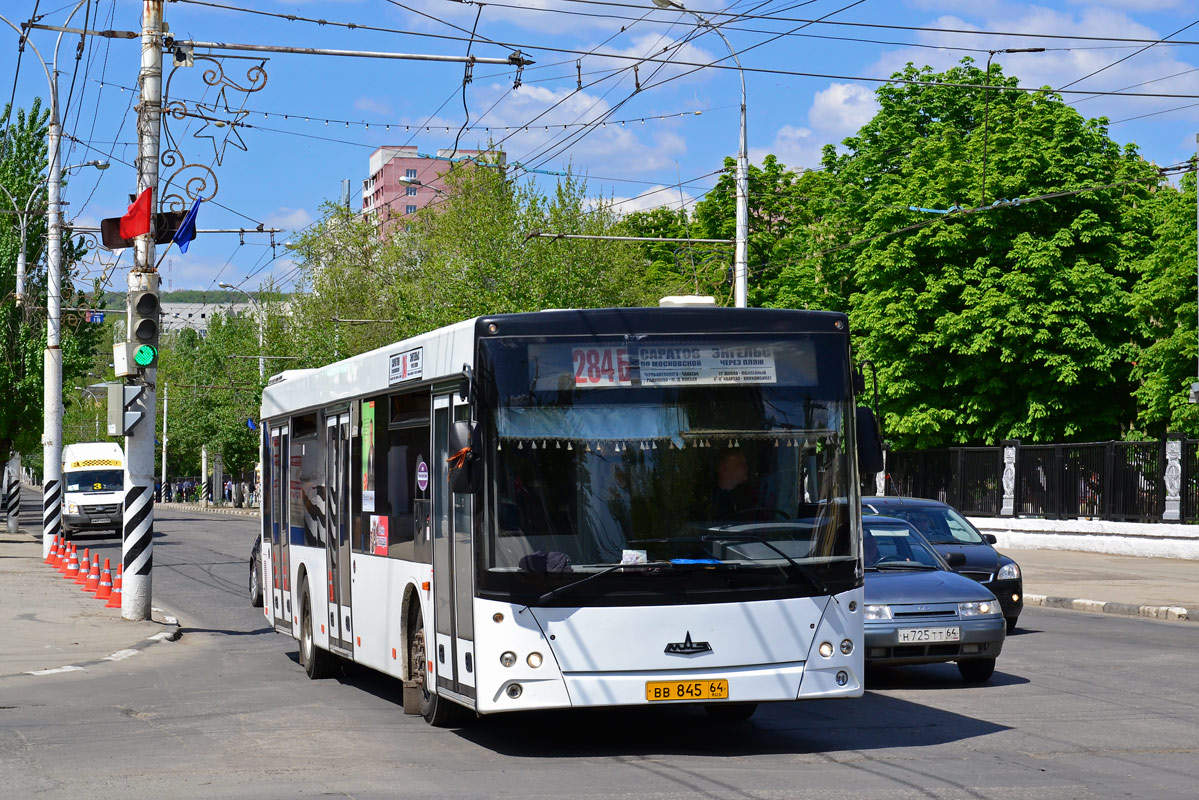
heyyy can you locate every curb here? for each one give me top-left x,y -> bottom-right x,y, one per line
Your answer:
12,608 -> 183,679
1026,593 -> 1190,622
157,502 -> 258,519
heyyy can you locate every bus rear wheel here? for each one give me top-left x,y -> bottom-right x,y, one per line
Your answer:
408,610 -> 461,727
299,584 -> 336,679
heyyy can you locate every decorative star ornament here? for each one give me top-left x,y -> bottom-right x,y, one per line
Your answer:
193,86 -> 250,166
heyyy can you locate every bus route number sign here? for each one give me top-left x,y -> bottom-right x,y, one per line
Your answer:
645,679 -> 729,701
572,346 -> 631,387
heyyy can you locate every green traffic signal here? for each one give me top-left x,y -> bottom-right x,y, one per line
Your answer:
133,344 -> 158,367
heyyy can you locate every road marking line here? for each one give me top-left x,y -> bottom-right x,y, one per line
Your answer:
105,649 -> 139,661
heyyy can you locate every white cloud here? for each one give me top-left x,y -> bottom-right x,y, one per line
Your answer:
265,207 -> 315,231
354,96 -> 393,116
752,83 -> 879,172
605,185 -> 697,214
414,82 -> 691,176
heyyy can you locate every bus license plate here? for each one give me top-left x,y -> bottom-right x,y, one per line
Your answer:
898,626 -> 960,643
92,517 -> 110,524
646,679 -> 729,702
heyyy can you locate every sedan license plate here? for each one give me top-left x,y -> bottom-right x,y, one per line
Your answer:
646,679 -> 729,702
898,626 -> 960,644
92,517 -> 110,524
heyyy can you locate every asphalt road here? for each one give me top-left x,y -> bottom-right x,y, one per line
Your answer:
3,507 -> 1197,798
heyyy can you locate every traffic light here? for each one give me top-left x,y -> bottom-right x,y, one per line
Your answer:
107,383 -> 146,436
129,284 -> 160,368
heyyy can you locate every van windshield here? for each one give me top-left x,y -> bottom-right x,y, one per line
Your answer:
64,470 -> 123,492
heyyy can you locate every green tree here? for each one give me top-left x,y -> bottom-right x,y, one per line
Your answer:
1128,168 -> 1199,437
289,162 -> 663,355
0,99 -> 102,464
786,60 -> 1160,448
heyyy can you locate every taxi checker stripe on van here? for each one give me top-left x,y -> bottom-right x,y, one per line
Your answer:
69,459 -> 122,468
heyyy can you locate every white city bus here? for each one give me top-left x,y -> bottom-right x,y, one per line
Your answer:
258,306 -> 882,724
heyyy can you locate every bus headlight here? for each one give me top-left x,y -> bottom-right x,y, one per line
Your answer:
840,639 -> 853,655
863,604 -> 892,621
958,601 -> 997,617
818,641 -> 834,658
500,651 -> 517,667
526,652 -> 543,668
997,562 -> 1020,580
66,502 -> 78,514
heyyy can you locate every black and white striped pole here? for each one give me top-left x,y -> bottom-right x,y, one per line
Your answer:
121,0 -> 164,621
4,455 -> 18,533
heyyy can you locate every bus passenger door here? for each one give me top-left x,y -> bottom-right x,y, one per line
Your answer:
270,425 -> 291,632
431,393 -> 475,701
325,411 -> 353,655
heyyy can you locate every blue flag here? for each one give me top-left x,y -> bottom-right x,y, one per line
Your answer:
173,198 -> 201,253
247,418 -> 257,431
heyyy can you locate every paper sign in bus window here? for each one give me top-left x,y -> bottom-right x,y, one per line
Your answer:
370,515 -> 389,555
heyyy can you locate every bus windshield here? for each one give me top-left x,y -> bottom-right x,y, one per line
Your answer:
64,470 -> 123,492
477,332 -> 858,605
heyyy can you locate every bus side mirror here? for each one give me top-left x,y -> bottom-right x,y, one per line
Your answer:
856,406 -> 884,477
448,420 -> 481,494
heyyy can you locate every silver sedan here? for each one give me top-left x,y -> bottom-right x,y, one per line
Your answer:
862,516 -> 1006,683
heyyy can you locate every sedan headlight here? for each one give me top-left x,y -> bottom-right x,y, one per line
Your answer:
958,601 -> 998,617
863,604 -> 892,621
997,562 -> 1020,580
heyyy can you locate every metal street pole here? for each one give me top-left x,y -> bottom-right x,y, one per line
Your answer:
2,2 -> 93,559
122,0 -> 164,621
651,0 -> 747,306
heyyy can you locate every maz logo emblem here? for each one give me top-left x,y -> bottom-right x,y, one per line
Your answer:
664,632 -> 712,656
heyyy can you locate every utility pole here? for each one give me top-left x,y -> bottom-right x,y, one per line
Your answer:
122,0 -> 164,621
42,67 -> 64,561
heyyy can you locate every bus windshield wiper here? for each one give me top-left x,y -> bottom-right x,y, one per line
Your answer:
536,561 -> 673,604
700,533 -> 829,594
629,535 -> 828,595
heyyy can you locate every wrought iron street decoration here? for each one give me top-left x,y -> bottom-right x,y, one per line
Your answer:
160,55 -> 268,214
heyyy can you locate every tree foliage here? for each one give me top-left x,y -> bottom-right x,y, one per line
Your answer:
0,99 -> 102,463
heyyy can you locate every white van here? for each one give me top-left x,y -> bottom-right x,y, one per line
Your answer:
61,442 -> 124,538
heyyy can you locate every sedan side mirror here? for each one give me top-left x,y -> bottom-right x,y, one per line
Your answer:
983,533 -> 997,544
943,551 -> 967,568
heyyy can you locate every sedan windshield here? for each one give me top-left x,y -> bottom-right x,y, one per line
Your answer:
863,523 -> 942,569
64,470 -> 123,492
477,332 -> 859,605
869,504 -> 986,545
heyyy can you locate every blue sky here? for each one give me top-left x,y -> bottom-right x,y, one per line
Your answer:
3,0 -> 1197,297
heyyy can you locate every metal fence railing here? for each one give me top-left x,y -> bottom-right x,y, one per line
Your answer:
887,437 -> 1187,523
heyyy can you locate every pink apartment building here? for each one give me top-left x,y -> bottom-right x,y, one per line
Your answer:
361,146 -> 505,223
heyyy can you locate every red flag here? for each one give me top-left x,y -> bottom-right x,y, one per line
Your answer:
119,187 -> 153,240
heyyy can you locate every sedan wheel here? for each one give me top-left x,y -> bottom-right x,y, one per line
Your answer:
958,658 -> 996,683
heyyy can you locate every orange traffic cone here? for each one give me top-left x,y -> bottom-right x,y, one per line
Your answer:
50,538 -> 63,568
105,564 -> 122,608
74,548 -> 91,585
64,545 -> 79,579
56,541 -> 70,573
44,535 -> 58,564
83,554 -> 100,593
95,559 -> 113,601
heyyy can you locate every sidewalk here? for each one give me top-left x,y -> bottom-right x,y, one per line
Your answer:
1013,548 -> 1194,621
0,527 -> 179,680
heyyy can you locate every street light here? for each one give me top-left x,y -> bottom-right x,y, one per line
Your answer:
0,160 -> 109,311
219,282 -> 265,381
651,0 -> 748,307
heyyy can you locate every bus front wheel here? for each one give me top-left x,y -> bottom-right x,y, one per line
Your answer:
408,611 -> 460,727
299,584 -> 336,679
